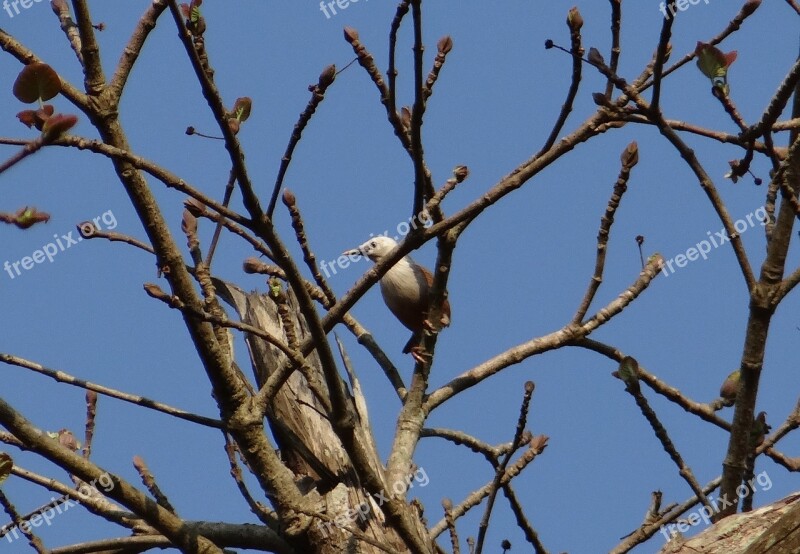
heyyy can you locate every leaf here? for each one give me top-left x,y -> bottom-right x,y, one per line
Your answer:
189,0 -> 203,23
695,42 -> 736,79
11,206 -> 50,229
720,370 -> 740,401
16,109 -> 38,128
617,356 -> 639,384
16,105 -> 54,130
588,47 -> 605,67
41,113 -> 78,142
50,429 -> 80,451
0,453 -> 12,484
13,63 -> 62,104
231,97 -> 252,122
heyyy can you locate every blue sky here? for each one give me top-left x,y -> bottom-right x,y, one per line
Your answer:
1,1 -> 799,553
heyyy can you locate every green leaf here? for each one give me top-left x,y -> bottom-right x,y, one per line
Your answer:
617,356 -> 639,384
695,42 -> 736,83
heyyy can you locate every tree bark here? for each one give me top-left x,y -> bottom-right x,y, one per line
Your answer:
215,280 -> 419,553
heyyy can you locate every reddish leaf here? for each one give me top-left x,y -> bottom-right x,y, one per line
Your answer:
49,429 -> 80,451
41,113 -> 78,142
13,63 -> 61,104
16,109 -> 38,128
17,104 -> 55,129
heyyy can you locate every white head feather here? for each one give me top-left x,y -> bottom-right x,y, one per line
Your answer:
354,236 -> 401,263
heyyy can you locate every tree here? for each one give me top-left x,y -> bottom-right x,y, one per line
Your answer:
0,1 -> 798,552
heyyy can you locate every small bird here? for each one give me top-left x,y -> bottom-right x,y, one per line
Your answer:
344,236 -> 450,360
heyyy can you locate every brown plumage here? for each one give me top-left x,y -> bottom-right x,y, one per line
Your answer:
345,236 -> 450,356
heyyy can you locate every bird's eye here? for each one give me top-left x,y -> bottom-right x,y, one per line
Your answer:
370,241 -> 376,248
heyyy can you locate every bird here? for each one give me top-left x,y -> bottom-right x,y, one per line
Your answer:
344,236 -> 450,360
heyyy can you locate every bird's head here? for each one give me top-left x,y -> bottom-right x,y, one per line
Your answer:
344,235 -> 399,263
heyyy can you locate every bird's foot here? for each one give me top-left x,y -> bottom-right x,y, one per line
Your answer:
410,346 -> 431,364
422,315 -> 449,333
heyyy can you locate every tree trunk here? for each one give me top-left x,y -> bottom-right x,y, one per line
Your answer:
215,280 -> 416,553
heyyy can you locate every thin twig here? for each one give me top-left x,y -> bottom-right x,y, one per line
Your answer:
266,64 -> 337,218
430,437 -> 548,538
605,1 -> 621,99
221,431 -> 278,526
426,255 -> 664,412
133,455 -> 177,514
205,168 -> 236,267
475,382 -> 535,554
649,0 -> 675,113
538,11 -> 583,156
83,391 -> 97,460
0,489 -> 47,553
502,484 -> 549,554
615,357 -> 712,512
0,137 -> 45,175
573,141 -> 638,324
0,353 -> 223,428
442,499 -> 461,554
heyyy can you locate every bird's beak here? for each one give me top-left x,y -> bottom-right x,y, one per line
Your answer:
342,248 -> 362,257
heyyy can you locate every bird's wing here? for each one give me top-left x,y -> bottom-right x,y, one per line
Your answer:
418,265 -> 451,327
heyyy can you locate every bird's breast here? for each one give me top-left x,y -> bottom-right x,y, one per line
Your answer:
379,259 -> 429,331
